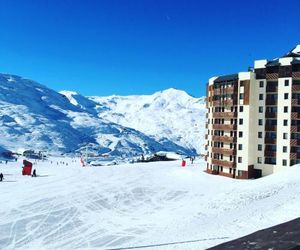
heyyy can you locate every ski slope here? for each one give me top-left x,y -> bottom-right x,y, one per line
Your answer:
0,158 -> 299,250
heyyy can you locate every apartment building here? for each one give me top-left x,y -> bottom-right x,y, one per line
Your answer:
205,45 -> 300,178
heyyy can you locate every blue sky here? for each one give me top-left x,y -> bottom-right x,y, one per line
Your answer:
0,0 -> 300,97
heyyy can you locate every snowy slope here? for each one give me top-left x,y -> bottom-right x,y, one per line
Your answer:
0,74 -> 193,157
88,89 -> 206,154
0,158 -> 299,249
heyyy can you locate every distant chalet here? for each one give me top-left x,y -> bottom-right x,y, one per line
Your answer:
205,45 -> 300,179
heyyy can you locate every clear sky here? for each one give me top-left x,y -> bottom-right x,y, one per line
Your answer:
0,0 -> 300,97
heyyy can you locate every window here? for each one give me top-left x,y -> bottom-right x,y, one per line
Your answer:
283,159 -> 287,166
240,81 -> 244,87
239,131 -> 243,138
284,93 -> 289,99
238,144 -> 243,150
283,133 -> 288,139
240,93 -> 244,100
259,81 -> 264,88
283,120 -> 288,126
258,119 -> 263,126
239,106 -> 243,112
284,106 -> 288,113
285,80 -> 289,86
259,106 -> 263,113
258,144 -> 262,151
258,132 -> 263,138
283,146 -> 287,153
259,94 -> 264,100
238,157 -> 242,163
239,119 -> 243,125
257,157 -> 262,164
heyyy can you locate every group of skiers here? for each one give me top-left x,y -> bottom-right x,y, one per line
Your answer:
0,169 -> 37,182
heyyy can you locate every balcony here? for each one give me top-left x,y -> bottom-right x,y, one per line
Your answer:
265,138 -> 277,144
292,85 -> 300,92
212,147 -> 236,155
290,152 -> 300,159
265,125 -> 277,131
266,86 -> 278,92
266,73 -> 279,80
292,72 -> 300,79
265,112 -> 277,118
264,151 -> 277,157
213,112 -> 237,118
212,135 -> 237,143
291,99 -> 300,105
266,99 -> 277,105
291,112 -> 300,119
290,139 -> 300,146
212,124 -> 237,130
291,126 -> 300,133
211,159 -> 236,168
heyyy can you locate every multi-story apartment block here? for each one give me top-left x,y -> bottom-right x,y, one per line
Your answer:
205,45 -> 300,179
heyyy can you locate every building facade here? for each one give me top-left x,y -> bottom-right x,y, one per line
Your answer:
205,45 -> 300,178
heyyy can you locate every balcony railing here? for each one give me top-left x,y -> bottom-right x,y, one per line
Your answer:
291,126 -> 300,133
264,151 -> 277,157
266,73 -> 279,80
212,147 -> 236,155
212,124 -> 237,130
292,85 -> 300,92
290,152 -> 300,159
265,138 -> 277,144
290,139 -> 300,146
291,99 -> 300,105
266,86 -> 278,92
212,135 -> 237,143
265,125 -> 277,131
266,99 -> 277,105
292,72 -> 300,79
291,112 -> 300,119
265,112 -> 277,118
211,159 -> 236,168
213,112 -> 237,118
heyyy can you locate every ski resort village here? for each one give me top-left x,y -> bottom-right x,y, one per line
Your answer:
1,1 -> 300,249
0,45 -> 300,249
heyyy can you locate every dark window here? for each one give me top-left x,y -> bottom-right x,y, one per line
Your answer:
259,94 -> 264,100
284,120 -> 288,126
238,157 -> 242,163
238,144 -> 242,150
283,133 -> 288,139
259,119 -> 263,126
239,119 -> 243,125
283,159 -> 287,166
239,106 -> 243,112
284,93 -> 289,99
285,80 -> 289,86
259,106 -> 263,113
284,106 -> 288,113
283,146 -> 287,153
257,157 -> 262,164
258,132 -> 263,138
239,131 -> 243,138
240,93 -> 244,100
259,81 -> 264,88
258,144 -> 262,151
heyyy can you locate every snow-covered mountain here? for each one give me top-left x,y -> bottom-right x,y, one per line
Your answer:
0,73 -> 206,158
88,89 -> 206,154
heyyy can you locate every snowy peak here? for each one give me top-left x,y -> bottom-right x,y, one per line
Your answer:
292,44 -> 300,54
0,73 -> 204,157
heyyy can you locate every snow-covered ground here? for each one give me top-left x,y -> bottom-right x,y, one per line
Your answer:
0,158 -> 299,250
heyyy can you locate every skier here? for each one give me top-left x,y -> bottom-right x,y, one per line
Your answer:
0,173 -> 3,181
32,169 -> 37,177
191,157 -> 194,164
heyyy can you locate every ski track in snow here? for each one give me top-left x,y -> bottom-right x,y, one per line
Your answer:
0,158 -> 299,249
